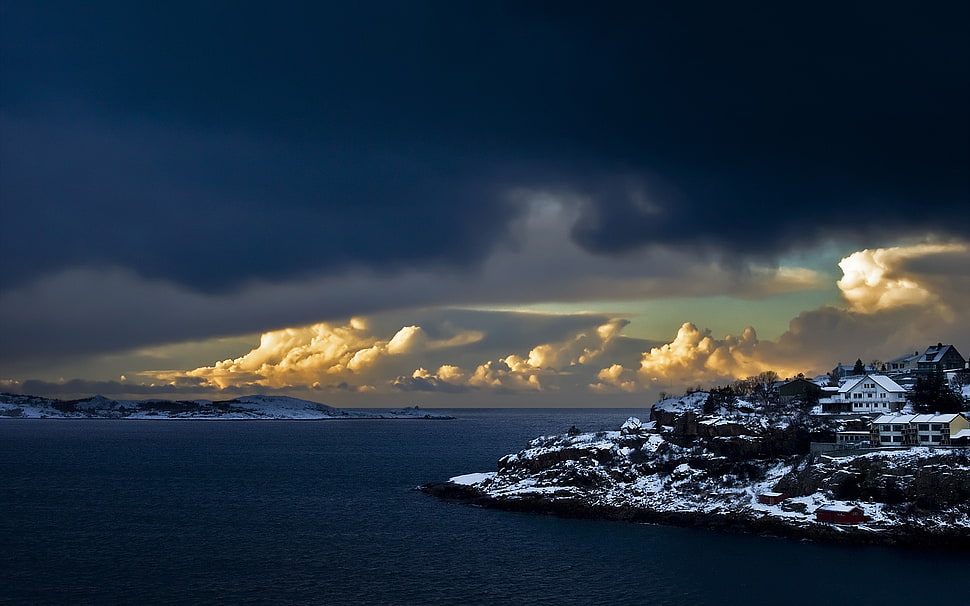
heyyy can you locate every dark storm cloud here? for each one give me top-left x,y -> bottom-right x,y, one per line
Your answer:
392,374 -> 470,394
17,378 -> 204,396
1,1 -> 967,293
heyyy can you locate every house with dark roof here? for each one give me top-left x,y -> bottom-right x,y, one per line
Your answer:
885,351 -> 920,374
917,343 -> 966,373
829,362 -> 878,383
777,378 -> 822,404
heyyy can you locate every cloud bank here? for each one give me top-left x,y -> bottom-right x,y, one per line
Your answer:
2,2 -> 967,297
7,240 -> 969,405
0,196 -> 826,366
149,319 -> 484,393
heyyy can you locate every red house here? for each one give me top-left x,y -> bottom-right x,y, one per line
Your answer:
814,504 -> 868,525
757,492 -> 788,505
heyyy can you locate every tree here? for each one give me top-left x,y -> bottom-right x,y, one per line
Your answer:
853,358 -> 865,376
912,369 -> 963,414
704,386 -> 736,414
731,377 -> 755,397
751,370 -> 780,407
951,369 -> 970,388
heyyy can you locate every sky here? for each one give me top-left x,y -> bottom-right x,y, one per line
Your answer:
1,1 -> 968,407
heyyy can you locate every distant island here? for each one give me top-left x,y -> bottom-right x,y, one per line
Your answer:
0,393 -> 454,420
422,390 -> 970,550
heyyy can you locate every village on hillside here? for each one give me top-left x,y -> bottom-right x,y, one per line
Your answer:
743,342 -> 970,527
423,341 -> 970,543
774,342 -> 970,450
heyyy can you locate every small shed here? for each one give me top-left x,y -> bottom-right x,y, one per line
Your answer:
757,492 -> 788,505
814,504 -> 867,525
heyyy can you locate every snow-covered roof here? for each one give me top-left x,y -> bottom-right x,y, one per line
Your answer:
872,413 -> 966,425
838,374 -> 906,394
872,414 -> 917,424
909,413 -> 963,423
952,429 -> 970,440
918,344 -> 961,364
760,492 -> 785,498
887,351 -> 920,364
816,504 -> 860,513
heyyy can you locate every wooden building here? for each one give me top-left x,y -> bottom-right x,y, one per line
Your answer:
815,504 -> 867,525
757,492 -> 789,505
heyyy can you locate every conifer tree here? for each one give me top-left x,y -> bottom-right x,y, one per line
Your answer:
912,369 -> 963,413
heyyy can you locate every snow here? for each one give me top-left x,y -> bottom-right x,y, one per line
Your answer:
816,504 -> 859,513
444,412 -> 970,538
651,391 -> 708,412
450,472 -> 495,486
0,393 -> 455,420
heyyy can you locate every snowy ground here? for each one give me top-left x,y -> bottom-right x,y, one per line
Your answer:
447,418 -> 970,540
0,393 -> 454,420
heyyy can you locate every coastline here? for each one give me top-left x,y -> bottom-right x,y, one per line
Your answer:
418,397 -> 970,552
419,480 -> 970,552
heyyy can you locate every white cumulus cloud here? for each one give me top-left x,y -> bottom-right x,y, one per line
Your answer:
837,242 -> 968,314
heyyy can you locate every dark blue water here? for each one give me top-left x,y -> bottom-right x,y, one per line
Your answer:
2,410 -> 967,605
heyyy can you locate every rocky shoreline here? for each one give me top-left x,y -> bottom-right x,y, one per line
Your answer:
419,480 -> 970,551
419,394 -> 970,552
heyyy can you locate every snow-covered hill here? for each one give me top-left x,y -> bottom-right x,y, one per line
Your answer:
423,399 -> 970,549
0,393 -> 454,420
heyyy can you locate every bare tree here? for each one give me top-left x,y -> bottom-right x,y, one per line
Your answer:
751,370 -> 780,407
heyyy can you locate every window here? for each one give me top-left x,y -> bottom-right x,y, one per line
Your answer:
881,425 -> 891,431
892,436 -> 903,442
918,424 -> 929,431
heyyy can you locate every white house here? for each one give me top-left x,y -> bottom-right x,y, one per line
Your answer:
818,373 -> 908,413
870,413 -> 970,446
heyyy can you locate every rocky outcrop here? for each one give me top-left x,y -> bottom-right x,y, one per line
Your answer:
420,478 -> 970,550
422,410 -> 970,551
651,397 -> 832,459
775,450 -> 970,510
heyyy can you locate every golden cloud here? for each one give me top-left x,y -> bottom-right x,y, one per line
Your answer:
399,318 -> 630,393
837,242 -> 968,314
149,319 -> 483,390
635,322 -> 801,389
590,363 -> 640,393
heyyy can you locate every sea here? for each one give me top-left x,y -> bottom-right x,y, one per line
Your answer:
2,409 -> 967,605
